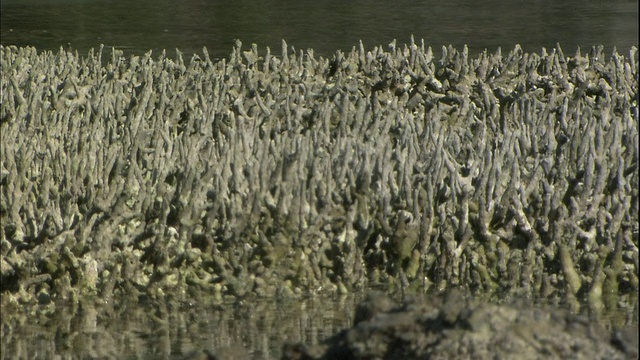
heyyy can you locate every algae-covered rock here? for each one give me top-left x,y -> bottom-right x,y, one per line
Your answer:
283,292 -> 637,360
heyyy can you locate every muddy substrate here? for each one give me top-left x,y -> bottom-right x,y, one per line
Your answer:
0,40 -> 638,350
282,291 -> 638,360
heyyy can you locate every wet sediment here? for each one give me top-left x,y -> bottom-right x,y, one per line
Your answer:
0,39 -> 638,354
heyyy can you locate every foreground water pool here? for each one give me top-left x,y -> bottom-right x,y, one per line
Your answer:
2,290 -> 637,359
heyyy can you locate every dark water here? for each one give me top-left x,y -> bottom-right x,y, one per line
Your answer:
1,0 -> 638,59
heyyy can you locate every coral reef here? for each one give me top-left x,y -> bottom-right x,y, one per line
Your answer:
0,39 -> 638,317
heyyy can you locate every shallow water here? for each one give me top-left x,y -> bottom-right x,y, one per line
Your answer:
1,291 -> 637,359
1,293 -> 365,359
1,0 -> 638,59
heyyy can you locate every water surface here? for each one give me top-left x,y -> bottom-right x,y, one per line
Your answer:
2,0 -> 638,59
1,294 -> 364,359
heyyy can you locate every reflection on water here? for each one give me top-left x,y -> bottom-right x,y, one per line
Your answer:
1,291 -> 637,359
1,294 -> 363,359
1,0 -> 638,59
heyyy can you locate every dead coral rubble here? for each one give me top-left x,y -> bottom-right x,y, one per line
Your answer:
0,40 -> 638,310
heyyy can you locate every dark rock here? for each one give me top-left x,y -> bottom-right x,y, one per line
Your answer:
283,292 -> 635,360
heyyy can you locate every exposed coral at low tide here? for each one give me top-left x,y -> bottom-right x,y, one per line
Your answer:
0,40 -> 638,316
